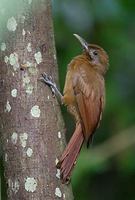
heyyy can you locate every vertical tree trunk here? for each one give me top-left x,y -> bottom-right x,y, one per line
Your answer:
0,0 -> 73,199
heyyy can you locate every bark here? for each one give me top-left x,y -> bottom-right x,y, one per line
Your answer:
0,0 -> 73,199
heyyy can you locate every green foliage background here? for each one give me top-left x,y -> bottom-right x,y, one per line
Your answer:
53,0 -> 135,199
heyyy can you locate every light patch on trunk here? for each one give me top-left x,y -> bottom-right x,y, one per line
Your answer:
11,132 -> 18,144
22,73 -> 34,95
34,51 -> 42,64
28,63 -> 38,75
26,84 -> 33,94
21,62 -> 37,74
56,169 -> 60,179
19,133 -> 28,148
25,177 -> 37,192
58,131 -> 61,139
9,52 -> 19,71
26,148 -> 33,157
12,180 -> 20,193
55,187 -> 62,198
4,56 -> 9,63
27,43 -> 32,52
5,100 -> 11,112
8,179 -> 20,194
31,105 -> 41,118
55,158 -> 59,165
7,17 -> 17,31
54,54 -> 56,60
1,42 -> 6,51
11,89 -> 17,97
22,74 -> 30,86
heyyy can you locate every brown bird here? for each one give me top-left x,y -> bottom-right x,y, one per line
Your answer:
41,34 -> 109,183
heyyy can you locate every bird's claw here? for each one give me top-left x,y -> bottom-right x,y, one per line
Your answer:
41,73 -> 53,86
41,72 -> 56,97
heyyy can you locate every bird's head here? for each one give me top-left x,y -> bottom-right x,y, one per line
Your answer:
73,34 -> 109,75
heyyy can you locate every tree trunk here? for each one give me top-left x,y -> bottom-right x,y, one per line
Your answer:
0,0 -> 73,199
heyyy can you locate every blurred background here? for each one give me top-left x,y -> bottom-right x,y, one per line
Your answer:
1,0 -> 135,199
52,0 -> 135,199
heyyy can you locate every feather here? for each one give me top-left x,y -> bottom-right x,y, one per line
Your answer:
73,64 -> 104,144
57,124 -> 84,183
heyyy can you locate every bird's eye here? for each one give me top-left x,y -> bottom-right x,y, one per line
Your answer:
93,51 -> 98,56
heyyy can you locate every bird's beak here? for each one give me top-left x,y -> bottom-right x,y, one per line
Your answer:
73,34 -> 89,51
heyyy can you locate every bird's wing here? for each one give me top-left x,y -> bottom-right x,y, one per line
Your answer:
73,64 -> 105,145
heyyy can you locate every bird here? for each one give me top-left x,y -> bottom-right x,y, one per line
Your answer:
41,34 -> 109,184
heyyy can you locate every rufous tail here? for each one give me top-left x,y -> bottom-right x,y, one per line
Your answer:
57,123 -> 84,183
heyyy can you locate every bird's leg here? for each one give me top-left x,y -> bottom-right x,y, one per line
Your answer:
40,72 -> 63,102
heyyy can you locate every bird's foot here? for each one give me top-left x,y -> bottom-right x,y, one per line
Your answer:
40,72 -> 56,97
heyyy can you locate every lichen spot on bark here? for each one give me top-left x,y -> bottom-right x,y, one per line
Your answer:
25,177 -> 37,192
8,179 -> 20,193
56,169 -> 60,179
26,84 -> 33,95
27,43 -> 32,52
34,51 -> 42,64
11,132 -> 18,144
7,17 -> 17,32
9,52 -> 19,71
55,187 -> 62,198
1,42 -> 6,51
26,148 -> 33,157
22,73 -> 30,86
58,131 -> 61,139
55,158 -> 59,165
31,105 -> 41,118
54,54 -> 56,60
4,56 -> 9,63
19,133 -> 28,148
12,180 -> 20,193
11,89 -> 17,97
5,100 -> 11,112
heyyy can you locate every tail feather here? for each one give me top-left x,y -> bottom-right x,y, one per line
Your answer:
57,123 -> 84,183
